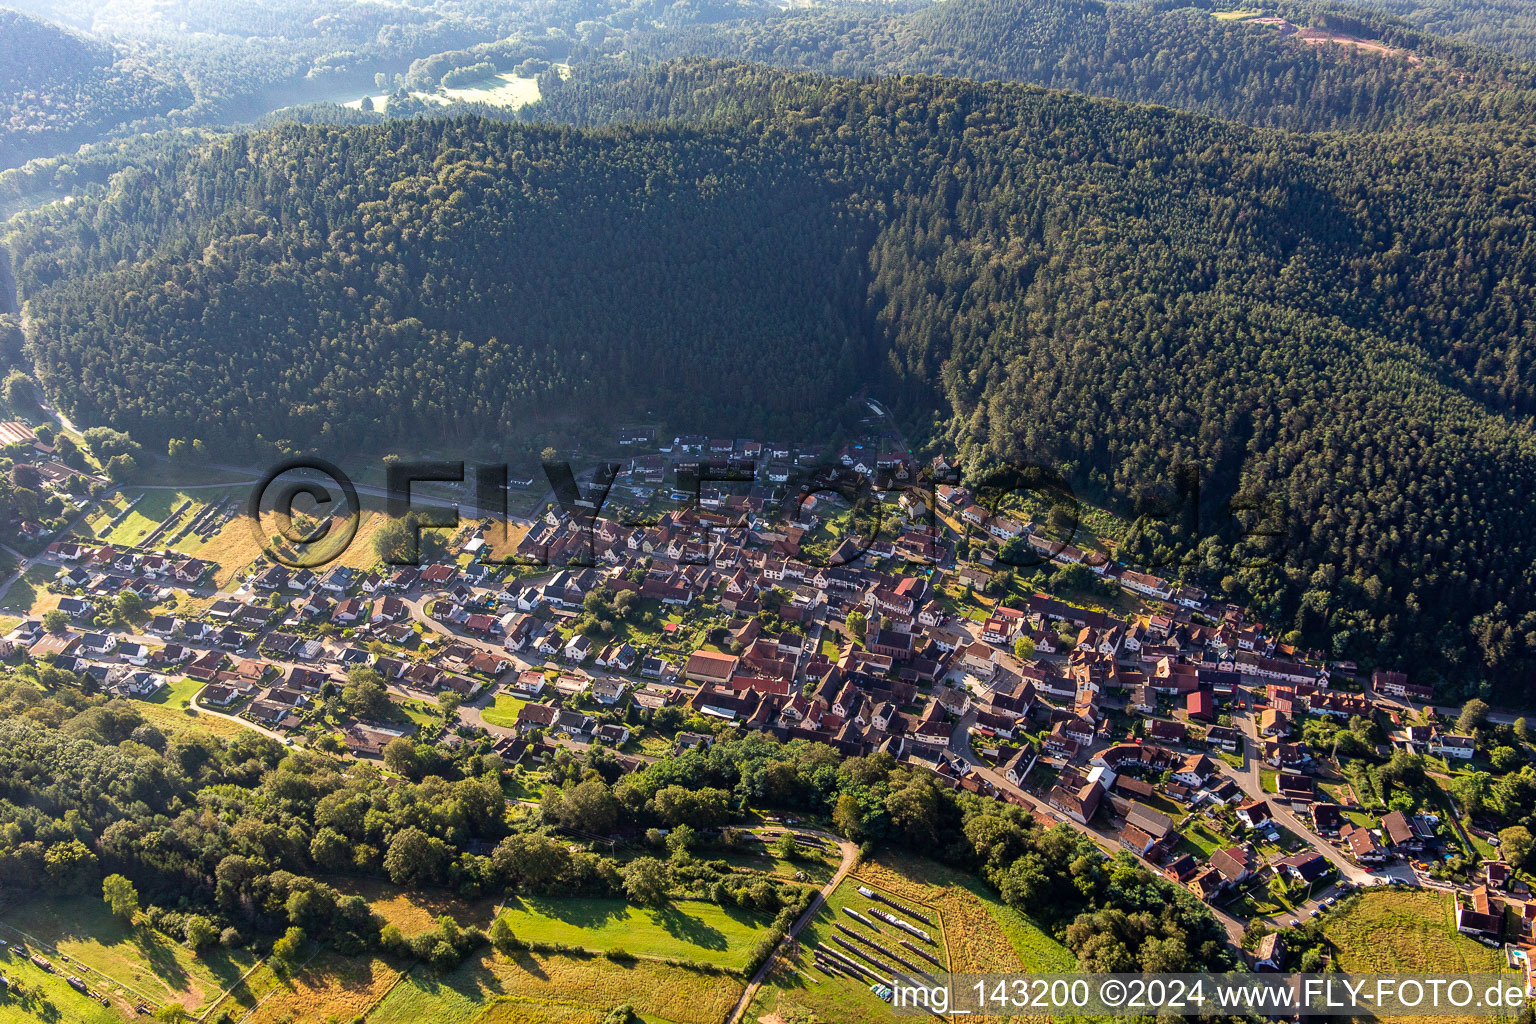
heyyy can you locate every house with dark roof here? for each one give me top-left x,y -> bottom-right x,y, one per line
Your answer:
1209,845 -> 1255,885
1046,771 -> 1105,825
1253,933 -> 1286,972
1276,772 -> 1315,804
1188,868 -> 1224,900
1277,851 -> 1330,886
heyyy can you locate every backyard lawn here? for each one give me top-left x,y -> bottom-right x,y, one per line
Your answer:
136,674 -> 206,710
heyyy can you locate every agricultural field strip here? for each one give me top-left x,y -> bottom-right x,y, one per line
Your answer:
196,949 -> 275,1023
349,965 -> 411,1024
229,948 -> 321,1024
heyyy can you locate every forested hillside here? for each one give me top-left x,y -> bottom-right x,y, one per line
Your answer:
622,0 -> 1536,131
7,114 -> 873,448
1352,0 -> 1536,62
0,7 -> 193,169
11,61 -> 1536,693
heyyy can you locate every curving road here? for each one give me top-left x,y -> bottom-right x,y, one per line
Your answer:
724,831 -> 859,1024
950,712 -> 1253,943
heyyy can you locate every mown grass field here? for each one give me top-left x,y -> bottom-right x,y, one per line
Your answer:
0,940 -> 123,1024
751,853 -> 1068,1024
99,490 -> 197,547
441,72 -> 543,108
343,882 -> 766,969
1322,889 -> 1503,973
494,897 -> 768,969
135,674 -> 204,710
481,693 -> 529,729
0,564 -> 58,617
0,895 -> 259,1014
367,948 -> 743,1024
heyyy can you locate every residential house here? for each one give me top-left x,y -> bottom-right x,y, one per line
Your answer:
1253,933 -> 1286,972
1236,799 -> 1273,830
1341,822 -> 1388,864
1455,886 -> 1505,942
591,678 -> 628,705
1277,851 -> 1330,886
1046,771 -> 1105,825
1209,845 -> 1255,886
1428,732 -> 1475,760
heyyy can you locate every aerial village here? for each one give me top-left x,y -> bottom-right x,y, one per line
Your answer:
3,416 -> 1534,978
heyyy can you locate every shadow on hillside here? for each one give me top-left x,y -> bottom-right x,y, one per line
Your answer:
509,896 -> 628,930
651,905 -> 727,950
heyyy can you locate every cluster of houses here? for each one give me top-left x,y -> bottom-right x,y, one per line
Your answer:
1,420 -> 103,543
46,540 -> 209,595
22,435 -> 1531,943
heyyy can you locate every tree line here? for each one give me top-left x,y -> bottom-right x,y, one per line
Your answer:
0,672 -> 1235,975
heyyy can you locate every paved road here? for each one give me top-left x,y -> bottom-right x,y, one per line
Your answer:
1223,712 -> 1374,886
725,831 -> 859,1024
948,721 -> 1251,943
188,695 -> 292,743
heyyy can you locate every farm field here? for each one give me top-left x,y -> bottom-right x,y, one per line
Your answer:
336,882 -> 766,970
78,487 -> 245,551
750,853 -> 1068,1024
344,69 -> 559,115
333,879 -> 503,932
492,896 -> 769,969
366,948 -> 744,1024
440,72 -> 543,107
241,951 -> 401,1024
197,489 -> 387,588
0,895 -> 259,1015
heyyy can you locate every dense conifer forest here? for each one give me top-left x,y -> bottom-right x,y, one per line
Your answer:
0,8 -> 193,168
621,0 -> 1536,131
10,60 -> 1536,695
